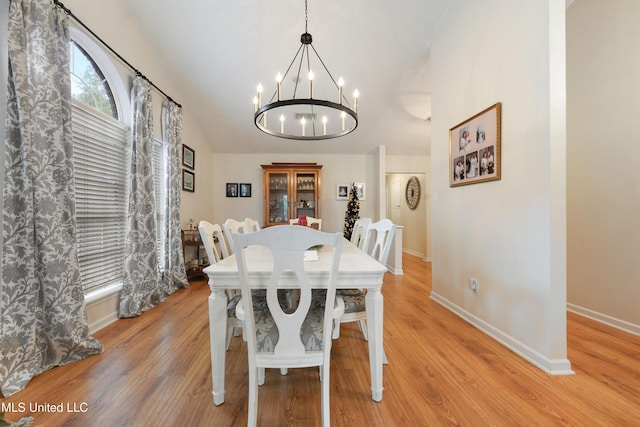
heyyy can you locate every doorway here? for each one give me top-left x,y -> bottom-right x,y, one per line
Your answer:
385,173 -> 429,259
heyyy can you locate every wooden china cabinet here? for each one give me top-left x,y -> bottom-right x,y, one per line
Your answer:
261,163 -> 322,227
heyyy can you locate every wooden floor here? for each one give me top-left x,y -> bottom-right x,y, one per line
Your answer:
3,253 -> 640,426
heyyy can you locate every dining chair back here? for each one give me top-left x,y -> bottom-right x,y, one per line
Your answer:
361,218 -> 397,266
210,224 -> 231,259
222,219 -> 249,256
199,220 -> 243,350
244,217 -> 261,232
350,217 -> 371,249
232,225 -> 343,427
334,219 -> 395,365
198,220 -> 222,264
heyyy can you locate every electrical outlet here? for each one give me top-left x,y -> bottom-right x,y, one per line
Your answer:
469,278 -> 478,292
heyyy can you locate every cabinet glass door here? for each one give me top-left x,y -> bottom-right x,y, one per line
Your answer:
294,172 -> 317,218
267,172 -> 289,224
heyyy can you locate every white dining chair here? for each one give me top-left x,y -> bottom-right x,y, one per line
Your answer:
335,219 -> 396,348
197,220 -> 222,264
244,217 -> 261,232
222,219 -> 249,256
349,217 -> 371,249
210,223 -> 231,259
232,225 -> 343,427
198,220 -> 243,350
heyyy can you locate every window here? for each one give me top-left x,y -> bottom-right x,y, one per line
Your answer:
70,40 -> 117,119
72,102 -> 127,293
152,138 -> 168,269
69,31 -> 168,294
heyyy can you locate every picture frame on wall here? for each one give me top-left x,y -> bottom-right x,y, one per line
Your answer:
336,184 -> 349,200
449,102 -> 501,187
240,183 -> 252,197
182,144 -> 195,169
226,183 -> 238,197
182,169 -> 195,192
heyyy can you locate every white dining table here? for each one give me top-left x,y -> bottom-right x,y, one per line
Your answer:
203,238 -> 387,405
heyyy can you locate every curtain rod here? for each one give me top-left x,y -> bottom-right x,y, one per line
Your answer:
53,0 -> 182,108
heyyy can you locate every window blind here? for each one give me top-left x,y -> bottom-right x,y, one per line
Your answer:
152,138 -> 167,270
72,101 -> 128,293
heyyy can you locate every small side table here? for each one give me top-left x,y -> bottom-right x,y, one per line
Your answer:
181,229 -> 208,280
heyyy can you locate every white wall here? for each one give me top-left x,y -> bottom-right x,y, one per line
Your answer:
430,0 -> 571,373
566,0 -> 640,333
208,153 -> 378,233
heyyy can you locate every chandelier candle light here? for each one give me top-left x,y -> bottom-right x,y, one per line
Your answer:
252,0 -> 359,140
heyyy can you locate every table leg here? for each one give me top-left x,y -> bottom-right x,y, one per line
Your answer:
209,288 -> 228,405
365,288 -> 384,402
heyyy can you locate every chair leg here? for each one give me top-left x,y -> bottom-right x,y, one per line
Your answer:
248,365 -> 258,427
357,319 -> 368,341
320,364 -> 330,427
258,367 -> 265,386
225,326 -> 233,351
280,368 -> 288,375
332,319 -> 341,339
353,319 -> 387,363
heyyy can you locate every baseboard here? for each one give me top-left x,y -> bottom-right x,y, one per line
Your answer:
567,303 -> 640,337
401,249 -> 431,262
387,263 -> 404,275
430,291 -> 574,375
402,248 -> 423,258
85,284 -> 121,334
88,310 -> 119,335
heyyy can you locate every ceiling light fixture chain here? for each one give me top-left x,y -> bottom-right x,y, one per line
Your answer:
253,0 -> 359,140
304,0 -> 309,34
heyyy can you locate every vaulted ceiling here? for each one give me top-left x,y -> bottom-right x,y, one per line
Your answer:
120,0 -> 452,155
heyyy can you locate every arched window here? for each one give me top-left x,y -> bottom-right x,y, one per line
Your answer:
70,28 -> 129,295
70,40 -> 117,118
69,28 -> 168,296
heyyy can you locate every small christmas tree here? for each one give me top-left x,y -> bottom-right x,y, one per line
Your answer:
343,183 -> 360,240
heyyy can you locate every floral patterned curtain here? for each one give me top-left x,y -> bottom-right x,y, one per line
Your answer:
118,76 -> 165,317
0,0 -> 103,397
161,101 -> 188,294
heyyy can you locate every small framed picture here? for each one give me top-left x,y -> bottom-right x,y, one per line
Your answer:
336,184 -> 349,200
182,144 -> 195,169
182,169 -> 195,192
226,183 -> 238,197
240,183 -> 252,197
354,183 -> 366,200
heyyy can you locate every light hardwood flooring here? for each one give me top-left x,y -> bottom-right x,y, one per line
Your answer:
2,253 -> 640,426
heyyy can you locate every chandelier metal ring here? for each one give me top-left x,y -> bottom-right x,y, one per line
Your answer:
254,99 -> 358,141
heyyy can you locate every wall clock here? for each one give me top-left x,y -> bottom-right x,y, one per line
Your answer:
405,176 -> 421,210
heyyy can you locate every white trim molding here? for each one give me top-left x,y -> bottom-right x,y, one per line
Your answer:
85,282 -> 122,334
430,291 -> 574,376
567,303 -> 640,337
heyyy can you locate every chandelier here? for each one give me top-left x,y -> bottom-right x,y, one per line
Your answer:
253,0 -> 359,140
